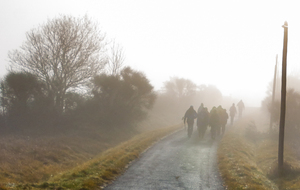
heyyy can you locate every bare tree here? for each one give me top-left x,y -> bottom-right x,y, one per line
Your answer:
8,15 -> 107,113
163,77 -> 197,99
106,40 -> 125,75
197,84 -> 222,108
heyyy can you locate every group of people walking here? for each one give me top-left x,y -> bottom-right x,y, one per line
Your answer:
183,100 -> 245,139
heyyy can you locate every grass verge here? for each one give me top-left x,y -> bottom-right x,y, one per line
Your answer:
256,138 -> 300,190
218,118 -> 278,190
218,114 -> 300,190
11,124 -> 181,190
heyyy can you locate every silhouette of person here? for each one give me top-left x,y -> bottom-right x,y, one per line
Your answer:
229,103 -> 237,125
209,107 -> 220,140
197,107 -> 209,139
197,103 -> 204,113
217,106 -> 228,135
237,100 -> 245,118
184,106 -> 197,138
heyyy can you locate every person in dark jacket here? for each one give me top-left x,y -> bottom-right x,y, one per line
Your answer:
219,108 -> 228,135
237,100 -> 245,118
229,103 -> 237,125
197,107 -> 210,139
209,107 -> 220,140
184,106 -> 197,138
216,106 -> 224,136
197,103 -> 204,113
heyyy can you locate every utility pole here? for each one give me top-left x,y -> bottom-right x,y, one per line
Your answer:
278,21 -> 288,175
270,55 -> 278,132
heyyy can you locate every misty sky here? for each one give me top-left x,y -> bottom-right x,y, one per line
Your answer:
1,0 -> 300,107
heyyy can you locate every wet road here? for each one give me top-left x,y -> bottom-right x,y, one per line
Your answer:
105,128 -> 225,190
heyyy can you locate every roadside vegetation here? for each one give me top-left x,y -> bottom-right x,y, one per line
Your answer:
5,124 -> 181,190
218,75 -> 300,190
218,108 -> 300,190
218,116 -> 278,190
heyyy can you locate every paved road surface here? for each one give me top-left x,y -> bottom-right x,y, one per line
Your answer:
105,128 -> 225,190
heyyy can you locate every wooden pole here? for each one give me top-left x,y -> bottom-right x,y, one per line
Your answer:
270,55 -> 278,132
278,21 -> 288,175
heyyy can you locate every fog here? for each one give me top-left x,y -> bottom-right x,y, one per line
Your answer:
2,1 -> 300,108
2,1 -> 300,187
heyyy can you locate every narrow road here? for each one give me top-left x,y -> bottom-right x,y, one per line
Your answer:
105,128 -> 225,190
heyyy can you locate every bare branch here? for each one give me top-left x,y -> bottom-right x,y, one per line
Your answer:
106,40 -> 125,75
8,15 -> 107,112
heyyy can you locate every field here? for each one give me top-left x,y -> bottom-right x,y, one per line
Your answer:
4,106 -> 300,189
0,106 -> 182,189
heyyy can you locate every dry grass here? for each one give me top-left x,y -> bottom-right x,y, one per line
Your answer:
0,99 -> 182,190
3,124 -> 181,190
0,136 -> 80,184
47,124 -> 181,189
256,138 -> 300,190
218,117 -> 278,190
0,125 -> 138,189
218,112 -> 300,190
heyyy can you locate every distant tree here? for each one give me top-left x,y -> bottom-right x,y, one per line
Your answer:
263,74 -> 300,111
0,72 -> 45,115
287,75 -> 300,92
8,15 -> 107,114
285,89 -> 300,131
262,74 -> 300,122
91,67 -> 156,127
163,77 -> 197,100
197,84 -> 222,108
266,89 -> 300,138
64,92 -> 86,114
161,78 -> 223,112
106,41 -> 125,76
0,72 -> 54,130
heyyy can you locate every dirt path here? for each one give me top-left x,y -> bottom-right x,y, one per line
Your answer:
105,128 -> 225,190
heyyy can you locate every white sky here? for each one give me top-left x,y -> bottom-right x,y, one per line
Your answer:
1,0 -> 300,107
